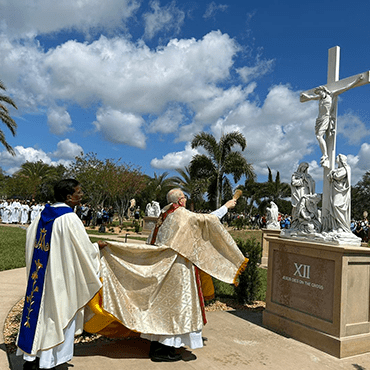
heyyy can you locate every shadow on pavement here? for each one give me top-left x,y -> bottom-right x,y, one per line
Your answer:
227,309 -> 263,326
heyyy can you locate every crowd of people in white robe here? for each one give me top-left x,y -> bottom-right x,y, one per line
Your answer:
0,199 -> 45,225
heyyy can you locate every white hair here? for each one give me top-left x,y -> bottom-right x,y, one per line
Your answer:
167,188 -> 183,204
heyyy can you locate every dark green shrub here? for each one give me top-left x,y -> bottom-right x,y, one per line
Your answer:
235,237 -> 262,304
230,217 -> 247,230
134,221 -> 140,233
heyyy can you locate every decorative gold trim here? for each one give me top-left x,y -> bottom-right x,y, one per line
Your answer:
24,259 -> 43,328
233,257 -> 249,287
35,228 -> 50,252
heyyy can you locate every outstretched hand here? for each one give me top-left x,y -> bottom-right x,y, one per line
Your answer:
224,199 -> 237,209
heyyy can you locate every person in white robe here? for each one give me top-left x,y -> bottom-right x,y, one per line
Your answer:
16,179 -> 107,370
2,201 -> 11,224
20,201 -> 30,225
11,199 -> 22,223
0,199 -> 5,220
84,188 -> 247,362
0,199 -> 7,221
30,202 -> 38,223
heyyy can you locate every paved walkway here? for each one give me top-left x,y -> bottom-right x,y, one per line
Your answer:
4,246 -> 370,368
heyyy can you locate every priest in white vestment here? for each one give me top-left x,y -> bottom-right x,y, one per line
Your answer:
84,188 -> 247,362
16,179 -> 106,370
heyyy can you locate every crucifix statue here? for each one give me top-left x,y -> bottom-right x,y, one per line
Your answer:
300,46 -> 370,232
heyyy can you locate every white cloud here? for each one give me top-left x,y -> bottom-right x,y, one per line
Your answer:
203,2 -> 228,19
193,85 -> 251,125
0,28 -> 246,169
93,108 -> 146,149
0,30 -> 239,117
47,107 -> 73,135
151,142 -> 198,169
52,139 -> 83,160
348,143 -> 370,185
143,0 -> 185,40
0,145 -> 75,175
237,58 -> 275,83
0,146 -> 51,171
149,105 -> 185,134
338,112 -> 370,145
162,84 -> 318,184
0,0 -> 141,39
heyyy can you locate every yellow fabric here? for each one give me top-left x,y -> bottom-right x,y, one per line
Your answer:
85,207 -> 247,337
199,270 -> 215,301
84,287 -> 139,338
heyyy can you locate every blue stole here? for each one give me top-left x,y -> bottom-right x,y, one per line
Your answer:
18,204 -> 73,354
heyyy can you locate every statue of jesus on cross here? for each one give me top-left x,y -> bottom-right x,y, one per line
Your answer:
301,75 -> 363,168
300,46 -> 369,235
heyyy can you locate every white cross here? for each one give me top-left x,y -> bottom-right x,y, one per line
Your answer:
300,46 -> 370,227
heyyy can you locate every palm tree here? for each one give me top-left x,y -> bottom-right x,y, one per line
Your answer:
190,131 -> 255,209
251,167 -> 292,216
15,161 -> 60,199
265,167 -> 291,202
172,166 -> 208,210
0,80 -> 17,155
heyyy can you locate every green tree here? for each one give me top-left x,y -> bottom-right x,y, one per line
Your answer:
0,167 -> 9,198
352,171 -> 370,220
69,153 -> 148,224
171,166 -> 208,211
11,161 -> 62,200
262,167 -> 292,215
139,172 -> 174,208
104,163 -> 147,224
190,131 -> 255,208
68,153 -> 113,215
0,80 -> 17,155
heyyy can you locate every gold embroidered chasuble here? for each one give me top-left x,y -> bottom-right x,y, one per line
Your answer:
85,207 -> 247,337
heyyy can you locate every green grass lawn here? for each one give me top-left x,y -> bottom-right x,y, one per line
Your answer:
0,225 -> 27,271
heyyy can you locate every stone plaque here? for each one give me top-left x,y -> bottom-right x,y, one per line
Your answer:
271,250 -> 335,322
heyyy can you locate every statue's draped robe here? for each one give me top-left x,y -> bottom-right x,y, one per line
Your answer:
328,163 -> 351,233
85,207 -> 248,337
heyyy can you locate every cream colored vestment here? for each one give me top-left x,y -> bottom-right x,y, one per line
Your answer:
16,203 -> 102,356
93,207 -> 247,336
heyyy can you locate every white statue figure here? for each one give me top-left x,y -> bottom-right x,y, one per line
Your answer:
301,75 -> 363,168
291,194 -> 322,234
266,201 -> 280,229
151,201 -> 161,218
326,154 -> 351,233
291,162 -> 315,221
145,202 -> 154,217
128,199 -> 136,218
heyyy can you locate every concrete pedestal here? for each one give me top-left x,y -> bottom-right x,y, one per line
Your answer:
263,235 -> 370,358
261,228 -> 281,267
142,216 -> 158,234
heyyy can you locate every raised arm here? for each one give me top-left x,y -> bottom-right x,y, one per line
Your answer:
300,92 -> 320,102
332,74 -> 364,96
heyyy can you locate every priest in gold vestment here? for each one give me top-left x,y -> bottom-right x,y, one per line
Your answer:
85,188 -> 248,362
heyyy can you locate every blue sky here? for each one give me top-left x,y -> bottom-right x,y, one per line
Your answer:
1,0 -> 370,194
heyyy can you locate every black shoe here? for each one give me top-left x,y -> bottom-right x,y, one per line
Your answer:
23,358 -> 39,370
149,342 -> 182,362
